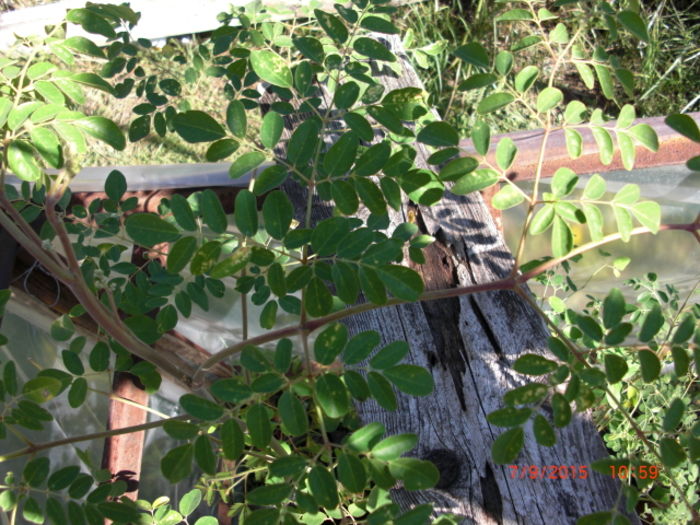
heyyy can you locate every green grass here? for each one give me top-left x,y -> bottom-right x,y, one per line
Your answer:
398,0 -> 700,136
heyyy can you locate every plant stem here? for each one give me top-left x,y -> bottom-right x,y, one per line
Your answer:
196,220 -> 699,380
0,415 -> 187,463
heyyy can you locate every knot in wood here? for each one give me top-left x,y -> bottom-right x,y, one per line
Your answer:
422,448 -> 461,490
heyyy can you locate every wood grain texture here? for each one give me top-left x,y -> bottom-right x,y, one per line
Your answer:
260,34 -> 638,523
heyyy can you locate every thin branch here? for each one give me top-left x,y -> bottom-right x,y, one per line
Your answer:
0,415 -> 187,463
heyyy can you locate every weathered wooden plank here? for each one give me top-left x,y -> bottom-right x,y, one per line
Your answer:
262,34 -> 638,523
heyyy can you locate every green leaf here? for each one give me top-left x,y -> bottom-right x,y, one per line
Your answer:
371,434 -> 417,460
514,66 -> 539,93
314,9 -> 348,43
659,437 -> 686,468
591,127 -> 613,165
211,378 -> 252,404
7,141 -> 42,182
452,168 -> 499,195
617,104 -> 636,128
665,114 -> 700,142
604,354 -> 628,383
383,365 -> 434,396
495,138 -> 517,171
495,50 -> 513,75
305,277 -> 333,317
269,455 -> 307,478
0,97 -> 12,128
229,151 -> 266,179
63,36 -> 104,58
173,111 -> 226,143
343,112 -> 373,141
551,167 -> 578,198
417,121 -> 458,147
375,265 -> 424,302
337,453 -> 367,493
629,123 -> 658,151
193,435 -> 216,475
24,457 -> 50,487
205,138 -> 239,162
199,189 -> 228,234
74,116 -> 125,151
260,111 -> 284,149
308,466 -> 339,508
672,313 -> 696,344
454,42 -> 489,68
179,394 -> 223,421
167,236 -> 197,273
368,371 -> 397,410
602,288 -> 625,329
661,398 -> 685,432
179,489 -> 202,517
23,376 -> 62,403
637,349 -> 661,384
612,206 -> 633,242
458,72 -> 497,91
259,191 -> 293,240
530,204 -> 555,235
315,373 -> 350,418
471,120 -> 490,155
348,422 -> 385,453
353,37 -> 396,62
439,156 -> 478,182
550,22 -> 569,44
30,126 -> 63,168
324,132 -> 359,176
247,403 -> 272,448
536,87 -> 563,113
477,92 -> 514,114
293,36 -> 325,62
497,8 -> 533,21
639,304 -> 664,342
161,444 -> 193,483
334,82 -> 360,109
125,213 -> 180,247
532,414 -> 556,446
287,119 -> 320,165
370,341 -> 409,370
492,184 -> 525,210
278,391 -> 308,437
68,377 -> 87,407
564,100 -> 587,124
314,323 -> 349,365
254,165 -> 288,195
617,131 -> 635,171
487,407 -> 531,427
169,194 -> 197,231
583,174 -> 606,200
234,189 -> 258,237
360,15 -> 399,34
513,354 -> 558,375
563,128 -> 582,159
22,497 -> 44,524
66,8 -> 116,38
104,169 -> 127,201
226,100 -> 247,138
247,484 -> 292,506
617,10 -> 649,42
221,419 -> 245,460
552,393 -> 572,426
388,458 -> 439,490
344,331 -> 380,365
551,216 -> 573,257
250,50 -> 293,88
630,201 -> 660,233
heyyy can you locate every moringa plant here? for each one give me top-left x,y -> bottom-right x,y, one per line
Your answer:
0,0 -> 698,524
